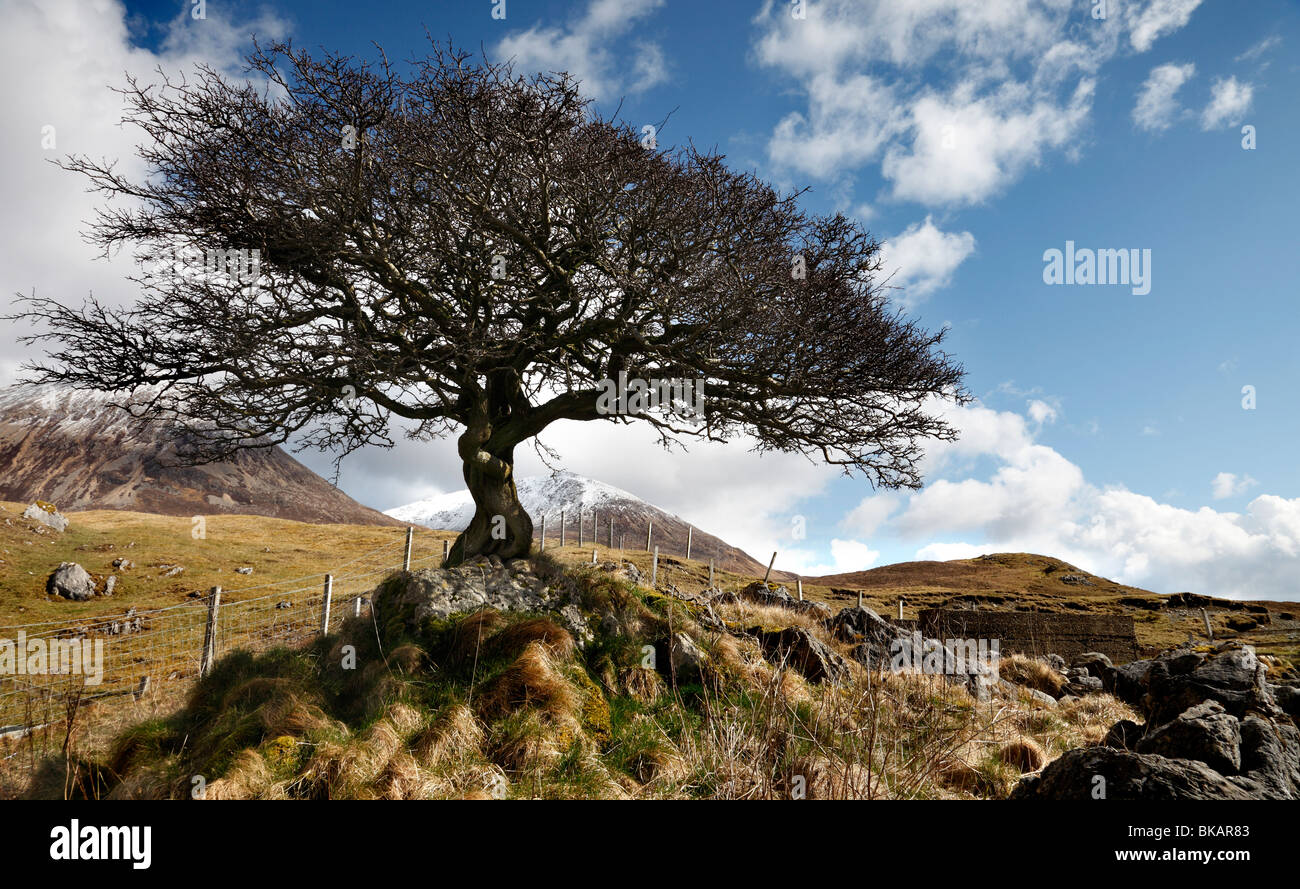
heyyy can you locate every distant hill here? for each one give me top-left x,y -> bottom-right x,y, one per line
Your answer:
809,552 -> 1159,598
388,470 -> 782,577
0,383 -> 400,526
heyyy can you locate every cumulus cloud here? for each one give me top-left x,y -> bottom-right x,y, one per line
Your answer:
1200,76 -> 1253,130
754,0 -> 1205,209
494,0 -> 668,101
857,399 -> 1300,599
880,216 -> 976,307
0,0 -> 287,387
1128,0 -> 1204,53
1212,472 -> 1258,500
1132,61 -> 1195,131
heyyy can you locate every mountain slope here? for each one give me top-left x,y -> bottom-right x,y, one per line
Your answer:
388,470 -> 777,576
0,384 -> 399,526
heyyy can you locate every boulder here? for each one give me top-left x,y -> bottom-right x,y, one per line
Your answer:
1135,700 -> 1242,775
1143,645 -> 1272,727
1010,747 -> 1253,800
47,562 -> 96,601
755,626 -> 850,684
22,503 -> 67,532
662,633 -> 708,683
738,582 -> 832,618
826,605 -> 896,645
1102,719 -> 1144,750
1233,715 -> 1300,799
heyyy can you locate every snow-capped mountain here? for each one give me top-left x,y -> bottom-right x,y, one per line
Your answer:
388,470 -> 776,576
0,383 -> 399,526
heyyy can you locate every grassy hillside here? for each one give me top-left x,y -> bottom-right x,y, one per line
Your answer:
0,501 -> 449,624
16,558 -> 1138,800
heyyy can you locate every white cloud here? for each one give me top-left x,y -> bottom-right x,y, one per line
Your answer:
1128,0 -> 1204,53
1027,399 -> 1058,425
1201,76 -> 1253,130
754,0 -> 1205,207
1133,62 -> 1195,131
494,0 -> 668,101
881,216 -> 976,306
847,399 -> 1300,599
1212,472 -> 1258,500
0,0 -> 287,387
1235,35 -> 1280,64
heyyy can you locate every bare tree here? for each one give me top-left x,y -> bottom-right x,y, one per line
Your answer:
13,41 -> 968,564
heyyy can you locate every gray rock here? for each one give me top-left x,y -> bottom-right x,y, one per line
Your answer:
1011,747 -> 1253,800
1136,700 -> 1242,775
739,581 -> 832,618
755,626 -> 850,684
47,562 -> 96,601
1273,684 -> 1300,720
663,633 -> 708,683
22,503 -> 68,532
1233,715 -> 1300,799
826,605 -> 895,645
1143,645 -> 1272,727
235,567 -> 254,575
1064,674 -> 1105,696
103,575 -> 116,596
1043,654 -> 1067,672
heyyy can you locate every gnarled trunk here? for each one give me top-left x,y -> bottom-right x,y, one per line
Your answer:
446,404 -> 533,566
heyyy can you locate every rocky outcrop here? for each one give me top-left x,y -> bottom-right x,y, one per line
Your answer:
22,502 -> 68,532
1015,642 -> 1300,800
754,626 -> 850,685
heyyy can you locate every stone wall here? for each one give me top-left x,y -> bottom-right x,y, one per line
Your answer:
918,609 -> 1138,664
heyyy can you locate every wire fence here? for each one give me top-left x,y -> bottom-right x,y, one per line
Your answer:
0,527 -> 443,737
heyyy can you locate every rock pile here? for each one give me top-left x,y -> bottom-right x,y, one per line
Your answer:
1013,643 -> 1300,799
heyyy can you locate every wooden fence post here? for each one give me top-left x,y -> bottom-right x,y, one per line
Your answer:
403,527 -> 413,571
646,521 -> 652,552
578,509 -> 584,547
797,578 -> 803,601
762,552 -> 776,589
354,596 -> 362,618
857,590 -> 863,609
898,599 -> 904,620
561,510 -> 566,546
442,538 -> 450,563
608,520 -> 614,549
686,527 -> 693,561
709,559 -> 714,588
651,546 -> 659,587
200,586 -> 222,677
540,514 -> 546,551
1202,608 -> 1214,641
320,574 -> 333,635
591,548 -> 598,564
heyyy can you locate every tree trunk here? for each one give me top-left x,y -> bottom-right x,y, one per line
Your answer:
446,409 -> 533,566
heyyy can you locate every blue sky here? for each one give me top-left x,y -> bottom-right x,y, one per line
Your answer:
3,1 -> 1299,597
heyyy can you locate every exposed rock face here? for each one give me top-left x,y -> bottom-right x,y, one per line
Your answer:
0,383 -> 401,526
663,633 -> 708,683
1135,700 -> 1242,775
47,562 -> 96,600
732,581 -> 832,618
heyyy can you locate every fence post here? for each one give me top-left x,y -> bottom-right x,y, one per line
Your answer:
354,596 -> 362,618
540,514 -> 546,551
646,521 -> 652,552
686,527 -> 693,561
403,527 -> 413,571
320,574 -> 333,635
578,509 -> 584,547
898,598 -> 904,621
797,578 -> 803,602
1201,607 -> 1214,641
591,547 -> 597,564
561,510 -> 566,546
709,559 -> 714,588
200,586 -> 222,677
651,546 -> 659,587
608,520 -> 613,549
858,590 -> 863,609
762,552 -> 776,589
442,538 -> 450,563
